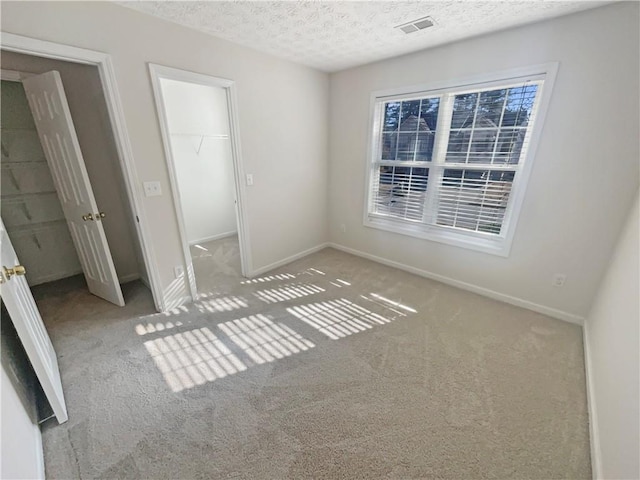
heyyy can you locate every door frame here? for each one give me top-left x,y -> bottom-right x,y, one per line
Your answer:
0,69 -> 32,82
1,32 -> 164,310
148,63 -> 252,300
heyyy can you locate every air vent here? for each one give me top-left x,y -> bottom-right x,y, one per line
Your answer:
396,16 -> 435,34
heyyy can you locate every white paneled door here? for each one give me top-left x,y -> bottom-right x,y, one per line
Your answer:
22,71 -> 124,306
0,218 -> 68,423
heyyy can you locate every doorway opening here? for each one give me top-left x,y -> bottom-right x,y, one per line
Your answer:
0,53 -> 147,309
149,64 -> 250,300
1,77 -> 84,286
0,37 -> 160,426
2,32 -> 164,312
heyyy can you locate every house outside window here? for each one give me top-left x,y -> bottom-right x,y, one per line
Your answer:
364,64 -> 558,256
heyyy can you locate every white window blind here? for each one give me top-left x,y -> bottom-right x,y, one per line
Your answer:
366,69 -> 551,255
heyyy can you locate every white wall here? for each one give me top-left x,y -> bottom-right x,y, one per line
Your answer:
0,365 -> 43,480
160,79 -> 237,245
585,192 -> 639,479
1,1 -> 329,309
328,2 -> 639,320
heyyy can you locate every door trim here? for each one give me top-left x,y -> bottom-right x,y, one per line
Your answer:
0,32 -> 164,311
0,68 -> 31,82
148,63 -> 252,300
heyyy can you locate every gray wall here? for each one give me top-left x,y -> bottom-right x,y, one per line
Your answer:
1,50 -> 145,284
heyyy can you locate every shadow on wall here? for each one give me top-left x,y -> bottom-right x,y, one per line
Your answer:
135,266 -> 418,393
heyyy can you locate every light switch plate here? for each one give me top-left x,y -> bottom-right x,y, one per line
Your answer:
143,181 -> 162,197
246,174 -> 254,186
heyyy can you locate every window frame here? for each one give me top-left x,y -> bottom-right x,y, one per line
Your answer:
363,63 -> 559,257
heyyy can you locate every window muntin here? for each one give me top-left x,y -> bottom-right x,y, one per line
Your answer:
367,74 -> 545,251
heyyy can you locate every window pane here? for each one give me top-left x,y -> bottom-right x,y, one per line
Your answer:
451,93 -> 478,128
494,128 -> 525,164
477,89 -> 507,125
415,131 -> 435,161
396,132 -> 413,160
373,165 -> 429,222
383,102 -> 400,131
380,97 -> 439,162
400,100 -> 422,131
416,98 -> 439,161
436,169 -> 515,235
381,131 -> 398,160
502,85 -> 538,127
419,98 -> 440,131
468,128 -> 498,163
445,130 -> 470,163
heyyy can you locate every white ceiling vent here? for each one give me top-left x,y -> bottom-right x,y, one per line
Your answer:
396,16 -> 436,34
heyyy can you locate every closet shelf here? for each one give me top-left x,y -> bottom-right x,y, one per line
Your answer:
1,190 -> 58,199
8,219 -> 67,234
1,160 -> 48,168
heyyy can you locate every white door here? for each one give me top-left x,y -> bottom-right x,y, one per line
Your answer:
22,71 -> 124,307
0,218 -> 68,424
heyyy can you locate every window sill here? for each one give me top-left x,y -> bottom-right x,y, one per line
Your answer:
364,214 -> 512,257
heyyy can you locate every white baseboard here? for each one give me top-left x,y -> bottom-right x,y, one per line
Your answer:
583,324 -> 602,479
249,243 -> 330,277
29,269 -> 84,286
118,273 -> 140,284
31,270 -> 140,286
189,231 -> 237,246
328,242 -> 585,325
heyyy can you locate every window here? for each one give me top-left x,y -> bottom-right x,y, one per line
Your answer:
365,65 -> 556,256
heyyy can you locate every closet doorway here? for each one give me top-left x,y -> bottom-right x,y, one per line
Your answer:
0,52 -> 147,307
0,49 -> 153,425
149,64 -> 249,300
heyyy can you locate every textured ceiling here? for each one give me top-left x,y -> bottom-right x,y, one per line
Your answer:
120,1 -> 608,72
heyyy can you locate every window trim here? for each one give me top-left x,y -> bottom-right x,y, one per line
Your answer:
363,63 -> 559,257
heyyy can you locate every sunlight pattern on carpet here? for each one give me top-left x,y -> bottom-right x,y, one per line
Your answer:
144,327 -> 247,392
254,282 -> 325,304
287,298 -> 395,340
218,314 -> 315,365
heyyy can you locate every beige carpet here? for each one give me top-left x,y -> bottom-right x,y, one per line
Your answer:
33,248 -> 591,479
190,234 -> 242,295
